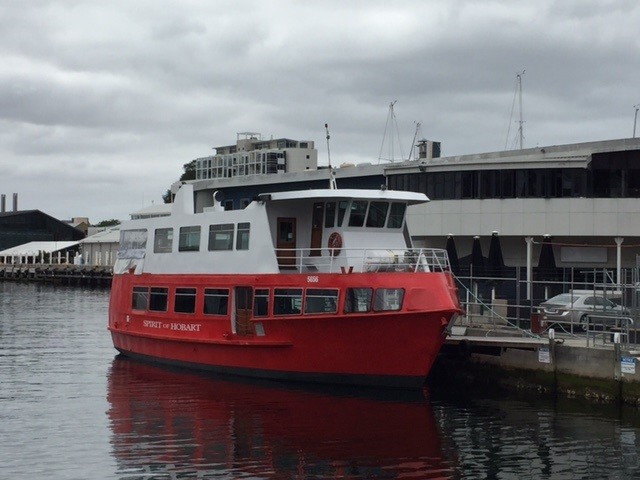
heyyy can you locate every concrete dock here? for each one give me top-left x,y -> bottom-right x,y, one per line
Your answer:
437,329 -> 640,406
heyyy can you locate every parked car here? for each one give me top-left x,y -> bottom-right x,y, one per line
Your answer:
539,292 -> 629,329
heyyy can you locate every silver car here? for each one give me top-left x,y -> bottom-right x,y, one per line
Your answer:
539,292 -> 628,329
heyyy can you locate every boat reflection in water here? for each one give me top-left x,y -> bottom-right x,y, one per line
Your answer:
107,356 -> 453,479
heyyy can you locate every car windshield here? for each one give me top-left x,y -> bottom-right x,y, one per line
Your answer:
544,294 -> 576,305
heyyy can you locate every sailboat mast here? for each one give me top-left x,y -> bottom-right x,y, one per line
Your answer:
517,70 -> 525,149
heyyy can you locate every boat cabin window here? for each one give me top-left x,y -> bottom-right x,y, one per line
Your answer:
337,201 -> 348,227
366,201 -> 389,228
153,228 -> 173,253
274,288 -> 302,315
175,287 -> 196,314
131,286 -> 149,310
149,287 -> 169,312
373,288 -> 404,311
344,288 -> 373,313
324,202 -> 336,228
203,288 -> 229,315
387,203 -> 406,229
254,288 -> 269,316
304,289 -> 339,314
348,201 -> 368,227
236,222 -> 250,250
118,229 -> 147,259
179,226 -> 201,252
208,224 -> 234,251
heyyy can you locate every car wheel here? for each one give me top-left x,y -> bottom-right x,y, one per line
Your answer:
580,314 -> 589,331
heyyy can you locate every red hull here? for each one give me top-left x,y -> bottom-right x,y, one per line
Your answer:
109,271 -> 461,388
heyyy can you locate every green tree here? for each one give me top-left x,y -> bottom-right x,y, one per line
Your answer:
94,219 -> 121,227
163,160 -> 197,203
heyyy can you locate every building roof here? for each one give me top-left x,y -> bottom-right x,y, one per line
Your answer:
80,227 -> 120,244
0,241 -> 79,256
130,203 -> 172,218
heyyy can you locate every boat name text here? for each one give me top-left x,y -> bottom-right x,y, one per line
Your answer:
143,320 -> 202,332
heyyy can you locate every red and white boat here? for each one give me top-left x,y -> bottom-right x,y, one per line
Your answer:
108,183 -> 462,388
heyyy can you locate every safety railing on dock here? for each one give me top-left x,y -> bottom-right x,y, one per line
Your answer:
276,247 -> 451,274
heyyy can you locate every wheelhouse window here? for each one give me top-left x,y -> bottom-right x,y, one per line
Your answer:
304,289 -> 339,314
131,286 -> 149,310
153,228 -> 173,253
174,287 -> 196,313
274,288 -> 302,315
236,222 -> 250,250
254,288 -> 270,316
366,201 -> 389,228
348,201 -> 368,227
149,287 -> 169,312
373,288 -> 404,311
118,229 -> 147,259
387,203 -> 406,228
203,288 -> 229,315
325,202 -> 336,228
344,288 -> 373,313
179,226 -> 201,252
337,201 -> 348,227
209,224 -> 234,251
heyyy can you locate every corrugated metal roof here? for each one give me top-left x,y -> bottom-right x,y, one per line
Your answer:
0,241 -> 79,256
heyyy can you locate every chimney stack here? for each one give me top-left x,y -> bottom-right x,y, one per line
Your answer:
12,193 -> 18,212
1,194 -> 5,213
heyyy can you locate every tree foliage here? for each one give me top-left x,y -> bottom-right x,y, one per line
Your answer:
163,160 -> 197,203
94,219 -> 121,227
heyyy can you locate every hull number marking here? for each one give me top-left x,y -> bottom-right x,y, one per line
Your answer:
307,275 -> 319,283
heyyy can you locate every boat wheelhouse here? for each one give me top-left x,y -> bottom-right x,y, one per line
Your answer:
108,184 -> 462,388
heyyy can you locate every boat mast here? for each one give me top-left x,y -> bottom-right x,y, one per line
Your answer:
325,123 -> 337,189
634,104 -> 639,138
517,70 -> 525,149
378,101 -> 404,163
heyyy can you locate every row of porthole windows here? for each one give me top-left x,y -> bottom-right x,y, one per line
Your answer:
153,222 -> 251,254
131,286 -> 405,316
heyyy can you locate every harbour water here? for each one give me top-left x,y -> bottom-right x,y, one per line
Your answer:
1,282 -> 640,479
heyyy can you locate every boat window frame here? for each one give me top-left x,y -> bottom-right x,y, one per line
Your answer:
387,203 -> 406,229
253,288 -> 270,317
273,288 -> 303,316
153,227 -> 173,254
365,201 -> 389,228
236,222 -> 250,250
344,287 -> 373,313
348,200 -> 369,227
304,288 -> 339,314
208,223 -> 235,251
179,225 -> 201,252
373,288 -> 405,312
174,287 -> 197,314
203,288 -> 229,316
149,287 -> 169,312
131,286 -> 149,311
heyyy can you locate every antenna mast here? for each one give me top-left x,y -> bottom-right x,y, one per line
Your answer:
517,70 -> 525,149
378,101 -> 404,163
325,123 -> 337,190
634,104 -> 639,138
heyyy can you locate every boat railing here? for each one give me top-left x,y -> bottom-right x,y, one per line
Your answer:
276,247 -> 451,274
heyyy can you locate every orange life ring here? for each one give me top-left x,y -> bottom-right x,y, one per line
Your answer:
328,232 -> 342,256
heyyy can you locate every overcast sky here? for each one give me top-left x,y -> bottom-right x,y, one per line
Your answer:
1,0 -> 639,223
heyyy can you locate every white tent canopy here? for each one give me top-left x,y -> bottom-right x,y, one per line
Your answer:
0,241 -> 79,264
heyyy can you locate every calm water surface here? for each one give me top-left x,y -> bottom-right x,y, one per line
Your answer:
1,282 -> 640,479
